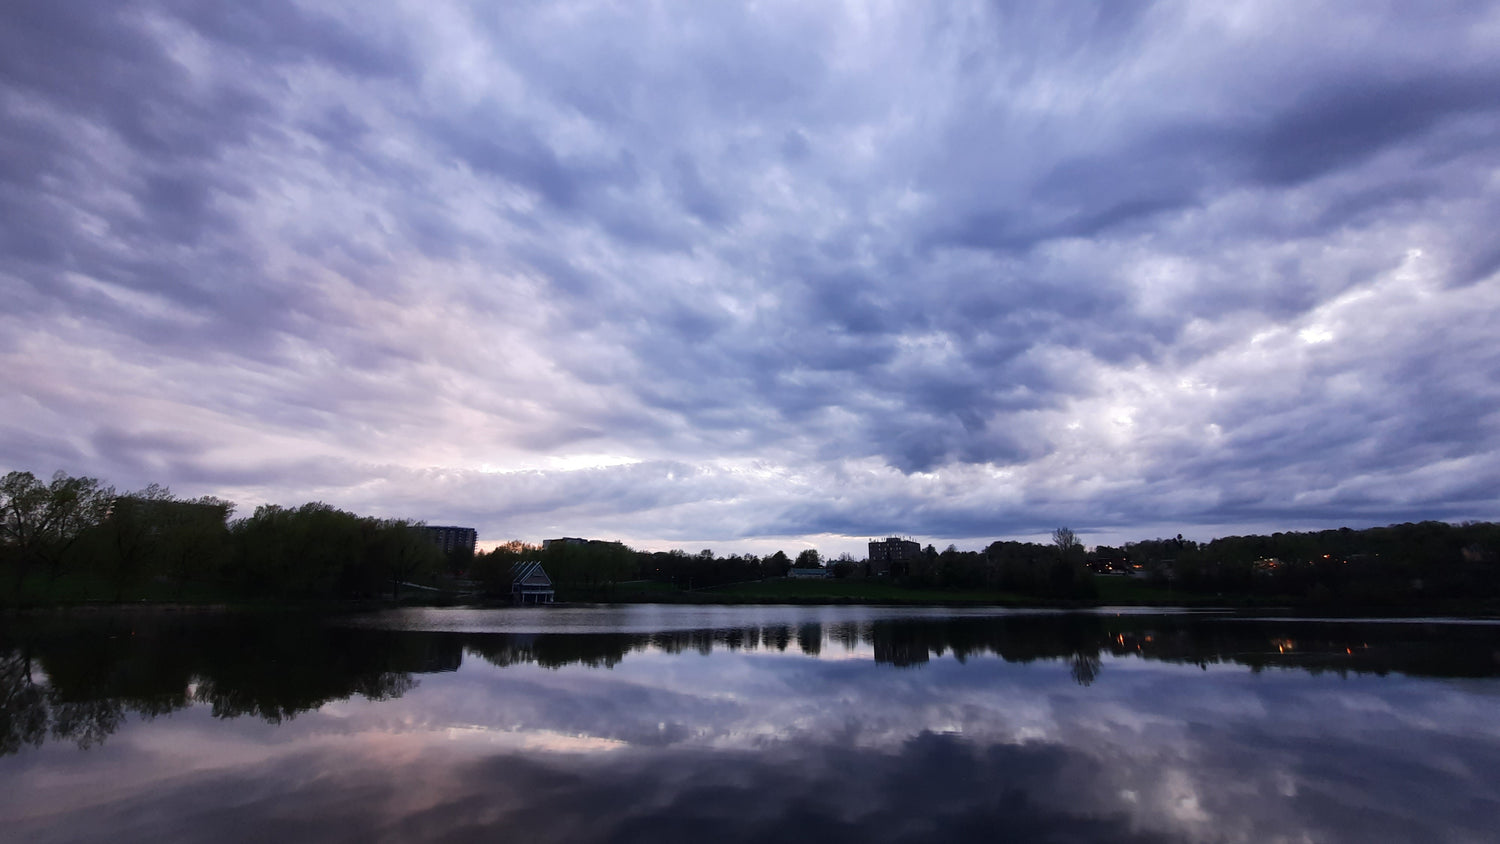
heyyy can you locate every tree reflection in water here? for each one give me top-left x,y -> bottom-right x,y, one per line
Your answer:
3,610 -> 1499,755
1069,651 -> 1102,687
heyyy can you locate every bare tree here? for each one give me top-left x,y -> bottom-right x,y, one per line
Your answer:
1053,527 -> 1081,556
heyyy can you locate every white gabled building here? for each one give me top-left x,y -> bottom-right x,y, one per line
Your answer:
510,561 -> 556,604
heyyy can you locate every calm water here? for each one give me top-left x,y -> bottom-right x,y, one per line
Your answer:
3,605 -> 1499,843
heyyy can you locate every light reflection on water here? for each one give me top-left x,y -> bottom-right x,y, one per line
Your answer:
2,606 -> 1498,843
342,603 -> 1223,634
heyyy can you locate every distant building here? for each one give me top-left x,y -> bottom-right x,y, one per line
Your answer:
1088,548 -> 1133,575
787,567 -> 831,579
867,537 -> 921,575
511,561 -> 555,604
542,537 -> 629,552
424,526 -> 477,556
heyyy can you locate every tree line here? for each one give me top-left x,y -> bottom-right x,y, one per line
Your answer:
1114,521 -> 1500,605
468,539 -> 886,598
1,469 -> 450,605
470,519 -> 1499,607
904,522 -> 1499,605
461,526 -> 1097,599
7,466 -> 1496,608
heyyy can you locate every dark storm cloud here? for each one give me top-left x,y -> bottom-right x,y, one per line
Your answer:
968,66 -> 1500,253
2,0 -> 1498,546
1241,71 -> 1500,187
0,2 -> 312,370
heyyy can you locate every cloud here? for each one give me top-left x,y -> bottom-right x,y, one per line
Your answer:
2,0 -> 1498,550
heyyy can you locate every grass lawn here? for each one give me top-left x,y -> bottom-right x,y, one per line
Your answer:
5,572 -> 455,608
645,576 -> 1240,607
1090,576 -> 1188,604
5,571 -> 237,606
561,580 -> 684,601
610,580 -> 683,595
1088,575 -> 1307,607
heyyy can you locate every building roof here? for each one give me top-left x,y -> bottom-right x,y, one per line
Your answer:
510,561 -> 552,587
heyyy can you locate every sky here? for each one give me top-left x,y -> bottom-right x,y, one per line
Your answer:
2,1 -> 1498,557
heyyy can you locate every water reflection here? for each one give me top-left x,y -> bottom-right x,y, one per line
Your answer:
4,609 -> 1498,755
2,608 -> 1499,843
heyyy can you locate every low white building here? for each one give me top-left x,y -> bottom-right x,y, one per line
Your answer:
510,561 -> 556,603
786,567 -> 831,580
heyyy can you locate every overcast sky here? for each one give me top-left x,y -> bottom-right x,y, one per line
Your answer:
3,1 -> 1498,555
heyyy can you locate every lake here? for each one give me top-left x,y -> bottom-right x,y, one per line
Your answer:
3,605 -> 1499,843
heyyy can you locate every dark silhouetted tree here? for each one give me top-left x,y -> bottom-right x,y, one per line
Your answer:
1,470 -> 113,602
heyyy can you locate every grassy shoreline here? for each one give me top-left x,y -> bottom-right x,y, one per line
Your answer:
7,575 -> 1498,617
553,577 -> 1500,616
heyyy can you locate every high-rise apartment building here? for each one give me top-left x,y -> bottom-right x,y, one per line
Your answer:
867,536 -> 921,575
424,525 -> 477,556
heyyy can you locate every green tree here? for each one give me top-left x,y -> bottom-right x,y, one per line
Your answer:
159,496 -> 235,597
100,483 -> 178,602
1,470 -> 113,602
229,502 -> 375,598
537,540 -> 635,595
793,549 -> 822,569
764,550 -> 792,577
830,552 -> 857,579
470,543 -> 528,597
374,520 -> 443,600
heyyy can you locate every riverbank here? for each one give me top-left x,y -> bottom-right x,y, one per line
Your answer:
8,574 -> 1498,617
554,576 -> 1500,616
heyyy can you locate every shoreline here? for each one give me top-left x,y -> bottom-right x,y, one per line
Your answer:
7,594 -> 1498,620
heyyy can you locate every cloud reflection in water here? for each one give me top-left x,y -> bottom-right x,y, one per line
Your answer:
1,608 -> 1498,843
